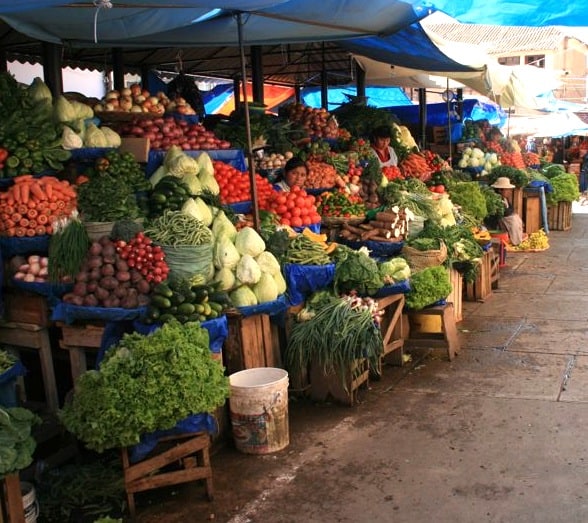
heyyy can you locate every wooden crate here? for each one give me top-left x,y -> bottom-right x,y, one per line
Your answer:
57,322 -> 105,385
375,293 -> 405,371
224,312 -> 279,375
3,290 -> 50,326
547,201 -> 572,231
523,189 -> 542,234
1,473 -> 25,523
464,250 -> 493,302
447,268 -> 463,322
310,358 -> 369,406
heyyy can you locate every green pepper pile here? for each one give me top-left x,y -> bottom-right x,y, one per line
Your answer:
317,190 -> 365,217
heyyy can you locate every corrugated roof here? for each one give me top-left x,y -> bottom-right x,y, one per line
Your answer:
425,23 -> 579,54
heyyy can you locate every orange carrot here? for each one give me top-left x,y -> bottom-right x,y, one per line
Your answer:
35,225 -> 47,236
20,183 -> 30,204
29,182 -> 46,201
27,209 -> 38,219
14,175 -> 33,184
14,227 -> 26,237
26,228 -> 35,237
12,184 -> 21,203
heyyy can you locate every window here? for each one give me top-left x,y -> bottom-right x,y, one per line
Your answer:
498,56 -> 521,66
525,55 -> 545,68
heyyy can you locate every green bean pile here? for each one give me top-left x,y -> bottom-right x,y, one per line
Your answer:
144,209 -> 213,246
284,235 -> 332,265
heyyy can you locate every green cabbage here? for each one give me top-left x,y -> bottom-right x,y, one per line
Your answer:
101,126 -> 121,148
253,272 -> 279,303
180,172 -> 202,195
62,126 -> 83,150
163,146 -> 184,170
28,77 -> 52,104
84,123 -> 108,148
379,257 -> 411,284
211,210 -> 237,242
181,197 -> 212,226
149,166 -> 167,187
213,236 -> 241,269
235,227 -> 265,257
198,168 -> 220,195
255,251 -> 281,276
273,270 -> 287,295
230,285 -> 258,307
54,95 -> 76,123
168,154 -> 200,177
236,254 -> 262,285
213,267 -> 236,291
197,152 -> 214,177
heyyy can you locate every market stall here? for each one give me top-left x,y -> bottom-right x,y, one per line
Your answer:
2,72 -> 575,520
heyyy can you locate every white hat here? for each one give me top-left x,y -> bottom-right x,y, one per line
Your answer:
491,177 -> 515,189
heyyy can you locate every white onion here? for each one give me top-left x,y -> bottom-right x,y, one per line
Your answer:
13,272 -> 26,281
23,273 -> 35,282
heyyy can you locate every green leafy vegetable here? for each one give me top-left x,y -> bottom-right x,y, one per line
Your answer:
333,245 -> 383,296
405,265 -> 452,310
447,181 -> 488,222
487,165 -> 530,188
0,407 -> 40,478
546,173 -> 580,205
60,321 -> 229,452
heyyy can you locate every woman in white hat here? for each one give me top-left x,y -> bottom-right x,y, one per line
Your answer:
491,177 -> 523,245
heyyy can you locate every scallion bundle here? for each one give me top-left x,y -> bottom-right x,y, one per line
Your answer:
48,212 -> 90,282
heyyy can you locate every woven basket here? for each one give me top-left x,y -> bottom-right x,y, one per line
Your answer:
83,221 -> 115,241
402,241 -> 447,272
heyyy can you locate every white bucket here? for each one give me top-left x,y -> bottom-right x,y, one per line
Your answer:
229,367 -> 289,454
21,482 -> 39,523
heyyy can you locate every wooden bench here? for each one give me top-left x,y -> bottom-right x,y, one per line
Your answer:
0,321 -> 59,413
1,473 -> 25,523
404,303 -> 461,361
121,432 -> 214,519
57,323 -> 104,384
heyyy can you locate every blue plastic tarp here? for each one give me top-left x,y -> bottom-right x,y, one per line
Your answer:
302,86 -> 413,112
51,302 -> 147,324
283,263 -> 336,306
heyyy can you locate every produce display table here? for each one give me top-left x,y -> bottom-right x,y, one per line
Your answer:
464,250 -> 493,302
404,303 -> 461,362
1,473 -> 25,523
0,321 -> 58,412
121,431 -> 213,519
376,293 -> 405,371
56,322 -> 105,385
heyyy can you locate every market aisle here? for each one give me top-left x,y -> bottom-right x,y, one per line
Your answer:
138,215 -> 588,523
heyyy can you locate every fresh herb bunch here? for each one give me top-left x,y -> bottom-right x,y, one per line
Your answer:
60,321 -> 230,452
77,173 -> 142,222
405,265 -> 452,310
542,164 -> 566,179
285,295 -> 383,387
48,213 -> 90,282
333,245 -> 383,296
447,181 -> 488,222
86,151 -> 151,193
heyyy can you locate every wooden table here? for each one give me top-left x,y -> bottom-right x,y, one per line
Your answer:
0,321 -> 58,413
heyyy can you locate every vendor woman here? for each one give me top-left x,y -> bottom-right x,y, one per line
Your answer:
491,177 -> 524,246
371,125 -> 399,167
274,157 -> 308,192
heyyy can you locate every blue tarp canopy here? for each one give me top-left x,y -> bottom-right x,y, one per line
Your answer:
302,86 -> 413,112
384,98 -> 507,128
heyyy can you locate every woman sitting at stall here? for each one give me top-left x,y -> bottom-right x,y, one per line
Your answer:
370,125 -> 399,167
491,177 -> 524,246
274,157 -> 308,192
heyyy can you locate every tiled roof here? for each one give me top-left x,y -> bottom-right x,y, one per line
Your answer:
425,24 -> 585,54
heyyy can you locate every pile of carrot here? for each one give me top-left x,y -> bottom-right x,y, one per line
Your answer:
499,151 -> 526,170
398,152 -> 432,182
0,175 -> 77,237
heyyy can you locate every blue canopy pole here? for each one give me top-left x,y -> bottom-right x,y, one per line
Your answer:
236,11 -> 260,232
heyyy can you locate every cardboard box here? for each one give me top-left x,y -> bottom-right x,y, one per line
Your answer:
119,137 -> 150,163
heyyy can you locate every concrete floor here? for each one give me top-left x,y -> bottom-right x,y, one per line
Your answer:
137,212 -> 588,523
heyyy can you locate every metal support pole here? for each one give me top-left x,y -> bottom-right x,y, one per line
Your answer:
418,88 -> 427,149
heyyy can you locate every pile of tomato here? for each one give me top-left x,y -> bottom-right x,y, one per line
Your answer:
261,186 -> 321,227
382,165 -> 404,181
213,160 -> 274,207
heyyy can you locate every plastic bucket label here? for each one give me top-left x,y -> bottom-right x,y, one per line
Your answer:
229,367 -> 289,454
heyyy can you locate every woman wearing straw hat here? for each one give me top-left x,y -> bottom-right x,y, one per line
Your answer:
491,177 -> 524,245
